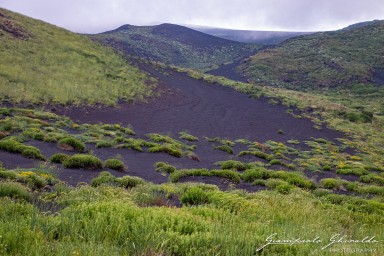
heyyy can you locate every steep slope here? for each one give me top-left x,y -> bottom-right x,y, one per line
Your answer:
89,23 -> 260,69
240,20 -> 384,90
189,25 -> 313,44
0,8 -> 153,105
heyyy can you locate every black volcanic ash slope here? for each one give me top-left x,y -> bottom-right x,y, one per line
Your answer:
89,23 -> 260,69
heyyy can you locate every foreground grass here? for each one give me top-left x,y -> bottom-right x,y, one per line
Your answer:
0,169 -> 383,255
0,8 -> 155,105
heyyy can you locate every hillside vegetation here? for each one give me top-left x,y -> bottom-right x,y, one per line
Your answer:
0,8 -> 154,105
90,23 -> 260,69
241,20 -> 384,91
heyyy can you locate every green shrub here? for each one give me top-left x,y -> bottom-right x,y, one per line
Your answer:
216,160 -> 250,171
21,146 -> 45,160
20,128 -> 45,140
170,169 -> 210,182
148,144 -> 182,158
238,150 -> 273,160
0,170 -> 18,180
265,179 -> 289,189
241,168 -> 270,182
63,154 -> 103,169
275,184 -> 294,194
50,153 -> 70,164
252,179 -> 266,186
360,174 -> 384,186
95,141 -> 114,148
270,171 -> 316,189
336,167 -> 368,176
91,171 -> 116,187
269,159 -> 282,165
0,182 -> 31,201
179,131 -> 198,142
0,139 -> 24,153
104,159 -> 126,172
116,175 -> 144,188
58,137 -> 86,152
320,178 -> 341,189
0,139 -> 45,160
155,162 -> 176,174
214,145 -> 233,154
181,187 -> 209,206
211,170 -> 241,183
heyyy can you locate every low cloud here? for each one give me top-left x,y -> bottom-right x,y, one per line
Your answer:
1,0 -> 384,33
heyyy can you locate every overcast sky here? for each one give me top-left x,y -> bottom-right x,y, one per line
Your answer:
1,0 -> 384,33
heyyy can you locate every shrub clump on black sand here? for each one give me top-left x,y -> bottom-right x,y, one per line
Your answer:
0,138 -> 45,160
214,145 -> 233,154
155,162 -> 176,174
50,153 -> 70,164
0,182 -> 31,201
179,131 -> 199,142
91,171 -> 144,188
58,137 -> 86,152
63,154 -> 103,170
104,159 -> 126,172
181,187 -> 210,206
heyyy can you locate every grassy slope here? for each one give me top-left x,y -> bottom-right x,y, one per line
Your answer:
90,23 -> 260,70
241,20 -> 384,91
0,8 -> 154,105
0,171 -> 383,255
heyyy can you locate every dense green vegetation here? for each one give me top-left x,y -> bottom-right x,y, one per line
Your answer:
240,20 -> 384,91
0,168 -> 383,255
0,8 -> 154,105
90,23 -> 260,70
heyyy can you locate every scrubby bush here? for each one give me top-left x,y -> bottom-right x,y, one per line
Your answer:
336,167 -> 368,176
116,175 -> 144,188
0,170 -> 18,180
275,184 -> 294,194
269,159 -> 282,165
181,187 -> 209,205
214,145 -> 233,154
91,171 -> 116,187
21,146 -> 45,160
104,159 -> 126,172
179,131 -> 199,142
63,154 -> 103,169
0,138 -> 24,153
211,170 -> 241,183
216,160 -> 251,171
95,141 -> 114,148
0,182 -> 31,201
148,144 -> 182,158
360,174 -> 384,186
0,139 -> 45,160
50,153 -> 70,164
265,179 -> 289,189
241,168 -> 270,182
320,178 -> 341,190
155,162 -> 176,174
58,137 -> 85,152
238,150 -> 273,160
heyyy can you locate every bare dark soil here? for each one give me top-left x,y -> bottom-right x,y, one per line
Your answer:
2,63 -> 348,190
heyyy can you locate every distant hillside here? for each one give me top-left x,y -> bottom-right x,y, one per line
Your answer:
240,20 -> 384,90
189,26 -> 313,45
0,8 -> 153,105
89,23 -> 260,69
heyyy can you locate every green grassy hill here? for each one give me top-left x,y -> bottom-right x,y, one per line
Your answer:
0,8 -> 153,105
241,20 -> 384,91
90,23 -> 260,69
